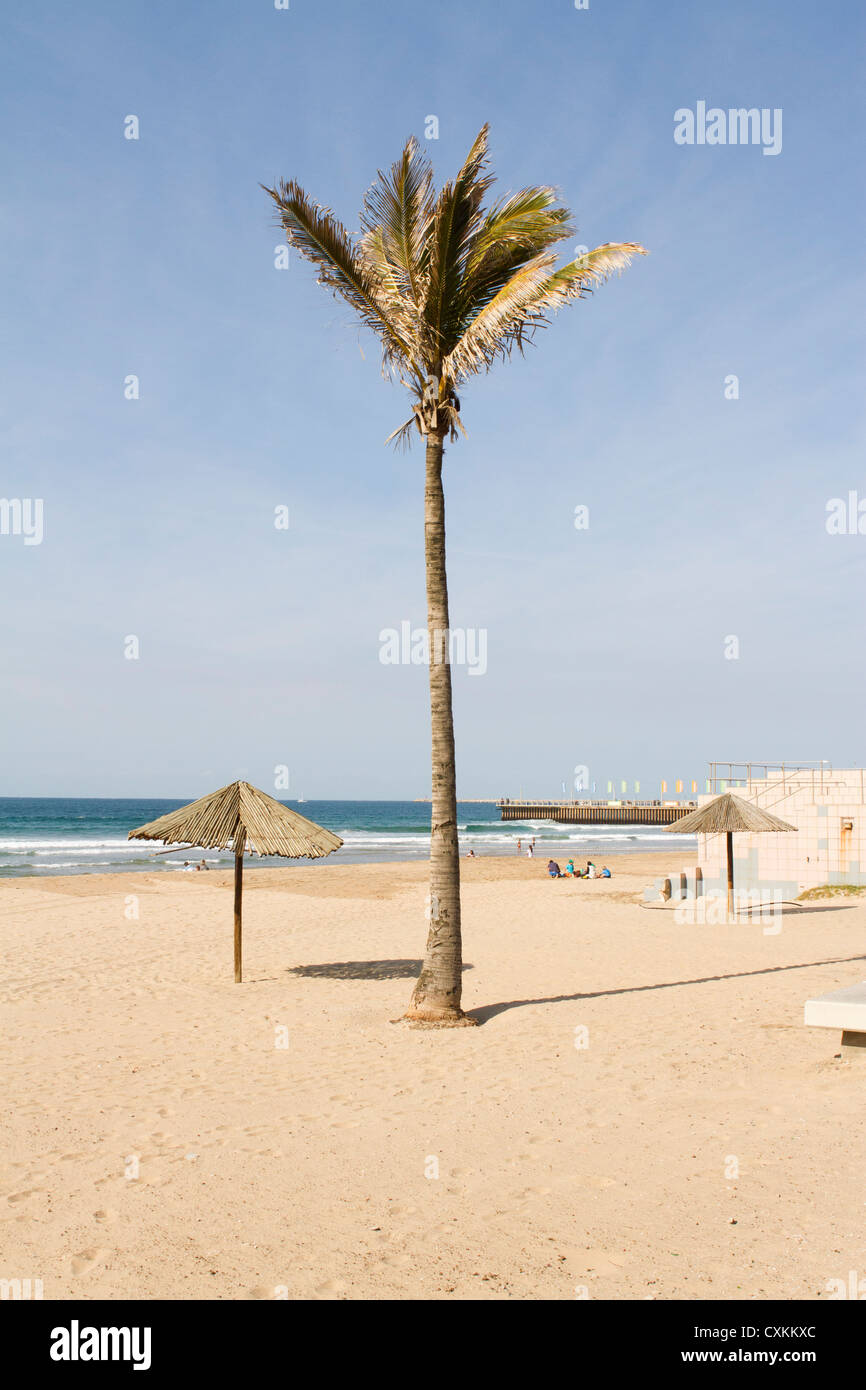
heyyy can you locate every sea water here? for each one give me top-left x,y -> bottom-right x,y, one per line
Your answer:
0,798 -> 692,877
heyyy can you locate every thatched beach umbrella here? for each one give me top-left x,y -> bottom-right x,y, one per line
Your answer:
667,792 -> 796,918
129,781 -> 342,982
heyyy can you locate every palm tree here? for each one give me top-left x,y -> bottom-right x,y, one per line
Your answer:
265,125 -> 646,1025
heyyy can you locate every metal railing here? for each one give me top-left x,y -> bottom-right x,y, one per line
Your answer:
705,760 -> 864,812
707,761 -> 831,794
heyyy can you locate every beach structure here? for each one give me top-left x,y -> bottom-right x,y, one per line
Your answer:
498,799 -> 694,826
666,792 -> 796,917
129,781 -> 342,982
805,982 -> 866,1061
691,763 -> 866,899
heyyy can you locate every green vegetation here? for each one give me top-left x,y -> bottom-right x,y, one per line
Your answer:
797,884 -> 866,901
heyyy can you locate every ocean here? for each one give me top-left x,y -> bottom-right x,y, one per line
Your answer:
0,798 -> 692,878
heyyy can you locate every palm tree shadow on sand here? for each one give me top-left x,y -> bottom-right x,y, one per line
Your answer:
289,959 -> 474,982
469,949 -> 866,1025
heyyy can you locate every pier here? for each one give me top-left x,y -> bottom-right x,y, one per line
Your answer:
497,799 -> 696,826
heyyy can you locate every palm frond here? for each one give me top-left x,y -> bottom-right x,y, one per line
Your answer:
547,241 -> 649,293
442,251 -> 559,380
438,398 -> 467,441
454,187 -> 575,335
359,137 -> 434,310
264,178 -> 415,372
384,412 -> 423,450
422,124 -> 495,362
444,241 -> 648,382
266,132 -> 647,445
464,187 -> 573,278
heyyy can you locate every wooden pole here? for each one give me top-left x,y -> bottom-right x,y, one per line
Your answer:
726,831 -> 734,920
234,848 -> 243,983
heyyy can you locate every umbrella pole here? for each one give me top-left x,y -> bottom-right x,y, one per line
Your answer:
234,849 -> 243,983
726,831 -> 734,921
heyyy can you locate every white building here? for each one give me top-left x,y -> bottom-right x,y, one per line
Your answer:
696,762 -> 866,899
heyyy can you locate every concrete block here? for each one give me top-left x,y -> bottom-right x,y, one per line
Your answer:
805,982 -> 866,1031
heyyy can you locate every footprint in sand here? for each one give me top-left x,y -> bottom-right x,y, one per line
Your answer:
314,1278 -> 348,1297
7,1189 -> 43,1204
93,1209 -> 117,1224
71,1248 -> 109,1276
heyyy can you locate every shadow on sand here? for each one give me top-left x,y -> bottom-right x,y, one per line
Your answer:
469,951 -> 866,1025
289,958 -> 474,981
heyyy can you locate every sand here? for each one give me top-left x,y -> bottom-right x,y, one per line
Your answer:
3,850 -> 865,1301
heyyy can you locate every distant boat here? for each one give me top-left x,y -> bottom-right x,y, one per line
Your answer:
297,795 -> 306,803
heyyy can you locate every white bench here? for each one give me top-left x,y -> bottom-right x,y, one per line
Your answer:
804,982 -> 866,1058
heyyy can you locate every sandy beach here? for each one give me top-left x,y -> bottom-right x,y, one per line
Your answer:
3,849 -> 866,1301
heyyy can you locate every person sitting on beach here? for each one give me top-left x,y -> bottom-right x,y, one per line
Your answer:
600,865 -> 611,878
585,861 -> 597,879
564,858 -> 576,877
465,849 -> 476,858
199,859 -> 209,871
547,859 -> 561,878
182,861 -> 195,872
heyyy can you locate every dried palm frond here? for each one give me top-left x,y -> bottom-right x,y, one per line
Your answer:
384,413 -> 423,450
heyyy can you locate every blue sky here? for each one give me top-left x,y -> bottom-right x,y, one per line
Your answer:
1,0 -> 864,797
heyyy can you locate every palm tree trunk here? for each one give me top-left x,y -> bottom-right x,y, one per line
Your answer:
405,430 -> 473,1025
